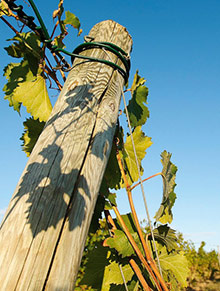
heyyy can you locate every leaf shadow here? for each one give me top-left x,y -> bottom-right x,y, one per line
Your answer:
1,82 -> 113,238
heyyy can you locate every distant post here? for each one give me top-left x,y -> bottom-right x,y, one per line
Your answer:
0,20 -> 132,290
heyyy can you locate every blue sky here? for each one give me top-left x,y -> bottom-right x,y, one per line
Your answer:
0,0 -> 220,251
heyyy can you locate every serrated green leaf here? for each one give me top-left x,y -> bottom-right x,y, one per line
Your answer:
159,246 -> 189,288
120,126 -> 152,187
151,224 -> 178,252
126,71 -> 149,128
102,261 -> 134,291
3,61 -> 29,113
20,118 -> 45,157
154,151 -> 177,224
104,214 -> 144,259
5,32 -> 42,75
13,69 -> 52,122
130,70 -> 146,93
127,85 -> 149,128
4,44 -> 23,58
80,243 -> 109,289
104,229 -> 135,258
114,213 -> 137,234
63,10 -> 80,30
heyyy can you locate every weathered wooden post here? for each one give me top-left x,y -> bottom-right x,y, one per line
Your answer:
0,20 -> 132,290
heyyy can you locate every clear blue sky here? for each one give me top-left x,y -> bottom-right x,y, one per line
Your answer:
0,0 -> 219,251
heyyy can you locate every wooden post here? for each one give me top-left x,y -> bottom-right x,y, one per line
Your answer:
0,20 -> 132,290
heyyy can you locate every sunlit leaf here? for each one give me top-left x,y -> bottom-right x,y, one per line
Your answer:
102,260 -> 134,291
5,32 -> 42,75
104,229 -> 135,258
114,213 -> 137,234
104,213 -> 144,258
3,61 -> 29,113
20,118 -> 45,157
64,10 -> 80,30
159,246 -> 189,288
130,70 -> 146,94
120,126 -> 152,187
126,71 -> 149,127
154,150 -> 177,224
13,69 -> 52,122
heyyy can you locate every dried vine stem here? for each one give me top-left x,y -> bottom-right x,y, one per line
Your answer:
115,145 -> 169,291
112,206 -> 164,291
130,172 -> 165,191
104,210 -> 151,291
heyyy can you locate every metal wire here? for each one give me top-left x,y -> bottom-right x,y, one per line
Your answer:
101,47 -> 163,277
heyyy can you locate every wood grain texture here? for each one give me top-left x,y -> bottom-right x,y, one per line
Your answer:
0,20 -> 132,290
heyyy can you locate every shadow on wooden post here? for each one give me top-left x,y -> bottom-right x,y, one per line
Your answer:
0,20 -> 132,290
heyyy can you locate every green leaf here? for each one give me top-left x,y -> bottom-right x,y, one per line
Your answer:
159,246 -> 189,288
114,213 -> 137,234
154,151 -> 177,224
20,118 -> 45,157
104,229 -> 135,258
63,10 -> 80,30
3,61 -> 29,113
120,126 -> 152,187
126,71 -> 149,127
130,70 -> 146,93
5,32 -> 42,75
80,243 -> 109,290
104,213 -> 144,258
102,261 -> 134,291
13,69 -> 52,122
151,224 -> 178,252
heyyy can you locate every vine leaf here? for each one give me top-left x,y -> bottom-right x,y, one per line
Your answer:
104,213 -> 144,258
20,118 -> 45,157
120,126 -> 152,187
64,11 -> 81,31
80,243 -> 109,290
159,246 -> 189,288
101,260 -> 134,291
5,32 -> 42,75
130,70 -> 146,92
3,62 -> 27,113
151,224 -> 178,252
154,151 -> 177,224
104,229 -> 135,258
126,70 -> 149,128
13,68 -> 52,122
